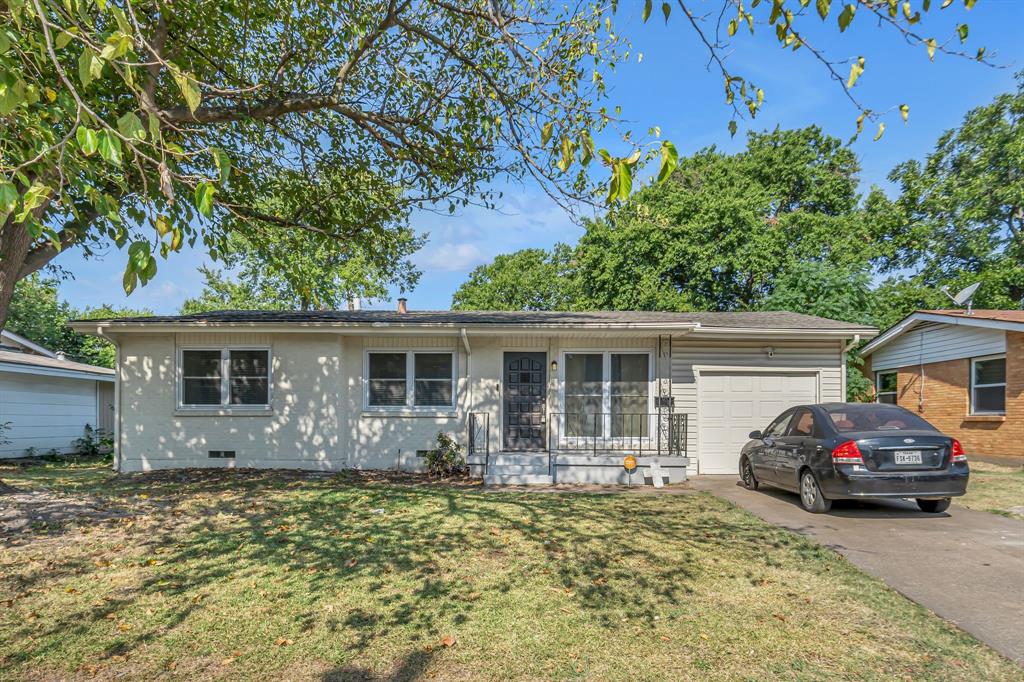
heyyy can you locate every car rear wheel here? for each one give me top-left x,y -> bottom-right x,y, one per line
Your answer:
799,470 -> 832,513
740,456 -> 759,490
916,498 -> 951,514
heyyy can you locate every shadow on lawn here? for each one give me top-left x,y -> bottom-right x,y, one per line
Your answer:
2,468 -> 813,677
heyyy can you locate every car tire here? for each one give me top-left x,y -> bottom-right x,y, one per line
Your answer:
799,470 -> 832,513
916,498 -> 951,514
740,456 -> 759,490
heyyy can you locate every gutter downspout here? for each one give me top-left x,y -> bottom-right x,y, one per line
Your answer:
460,327 -> 472,409
96,326 -> 121,473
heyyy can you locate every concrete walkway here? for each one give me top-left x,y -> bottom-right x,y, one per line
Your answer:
691,475 -> 1024,665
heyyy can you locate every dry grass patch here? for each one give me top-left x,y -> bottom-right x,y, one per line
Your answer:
958,461 -> 1024,519
0,461 -> 1020,681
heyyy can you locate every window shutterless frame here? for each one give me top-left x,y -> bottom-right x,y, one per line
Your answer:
363,350 -> 457,411
875,371 -> 897,405
970,353 -> 1007,415
556,349 -> 655,445
177,346 -> 272,410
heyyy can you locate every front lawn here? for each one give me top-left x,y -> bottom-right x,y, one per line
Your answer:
958,461 -> 1024,519
0,461 -> 1019,681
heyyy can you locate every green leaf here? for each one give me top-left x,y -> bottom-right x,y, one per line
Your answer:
122,269 -> 138,295
78,49 -> 103,88
0,78 -> 24,116
846,56 -> 864,89
211,147 -> 231,184
899,103 -> 909,123
873,122 -> 886,141
728,120 -> 738,137
172,68 -> 202,114
76,126 -> 98,155
661,2 -> 671,23
541,121 -> 553,146
940,0 -> 953,6
557,136 -> 574,173
642,0 -> 652,22
837,4 -> 855,31
97,130 -> 122,165
154,214 -> 172,237
657,141 -> 678,183
957,23 -> 968,43
0,30 -> 11,54
975,46 -> 985,61
616,161 -> 632,201
925,38 -> 936,61
116,112 -> 146,141
0,181 -> 18,213
816,0 -> 830,19
140,256 -> 157,283
728,19 -> 737,36
964,0 -> 976,8
194,182 -> 215,217
111,6 -> 132,34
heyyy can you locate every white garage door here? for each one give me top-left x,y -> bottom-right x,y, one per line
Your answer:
698,371 -> 818,474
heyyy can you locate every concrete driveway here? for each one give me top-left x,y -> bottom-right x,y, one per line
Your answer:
691,475 -> 1024,665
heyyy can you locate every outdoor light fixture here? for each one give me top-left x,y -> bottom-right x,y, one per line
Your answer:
550,359 -> 558,373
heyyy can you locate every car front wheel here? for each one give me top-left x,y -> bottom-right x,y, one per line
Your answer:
799,470 -> 832,513
740,456 -> 759,490
916,498 -> 951,513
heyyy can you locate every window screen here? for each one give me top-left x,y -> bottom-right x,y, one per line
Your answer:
230,350 -> 269,405
414,353 -> 453,406
182,350 -> 222,405
610,353 -> 649,437
972,356 -> 1006,414
565,353 -> 603,437
368,352 -> 407,406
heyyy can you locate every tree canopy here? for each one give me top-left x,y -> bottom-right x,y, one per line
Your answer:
0,0 -> 994,328
452,245 -> 574,312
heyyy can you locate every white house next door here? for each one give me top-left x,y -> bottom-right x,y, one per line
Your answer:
698,371 -> 818,475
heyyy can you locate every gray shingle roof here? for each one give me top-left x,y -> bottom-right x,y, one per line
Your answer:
0,349 -> 114,377
75,309 -> 875,332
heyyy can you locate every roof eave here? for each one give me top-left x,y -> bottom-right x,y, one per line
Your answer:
861,311 -> 1023,357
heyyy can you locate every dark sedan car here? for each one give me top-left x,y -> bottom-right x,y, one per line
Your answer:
738,403 -> 969,513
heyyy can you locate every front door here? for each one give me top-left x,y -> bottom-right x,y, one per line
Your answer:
503,352 -> 546,451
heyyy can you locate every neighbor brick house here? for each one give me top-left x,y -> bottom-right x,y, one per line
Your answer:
860,310 -> 1022,458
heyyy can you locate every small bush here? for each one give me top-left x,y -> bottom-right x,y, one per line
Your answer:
424,431 -> 466,477
73,424 -> 112,458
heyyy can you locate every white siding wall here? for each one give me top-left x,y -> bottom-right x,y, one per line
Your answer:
671,337 -> 845,474
0,372 -> 98,457
870,323 -> 1007,371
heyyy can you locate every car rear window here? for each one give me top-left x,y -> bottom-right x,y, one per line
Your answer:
827,406 -> 936,433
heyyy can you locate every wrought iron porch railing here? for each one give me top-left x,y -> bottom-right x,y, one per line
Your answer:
547,412 -> 687,457
468,412 -> 490,470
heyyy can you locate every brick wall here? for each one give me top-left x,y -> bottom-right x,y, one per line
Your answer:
873,333 -> 1022,457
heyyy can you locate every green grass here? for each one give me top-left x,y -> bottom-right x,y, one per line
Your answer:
0,461 -> 1020,681
958,461 -> 1024,519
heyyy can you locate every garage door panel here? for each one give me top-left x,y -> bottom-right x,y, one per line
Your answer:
698,371 -> 818,475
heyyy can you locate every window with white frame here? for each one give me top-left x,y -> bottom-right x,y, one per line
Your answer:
180,348 -> 270,408
563,352 -> 651,438
875,371 -> 897,405
366,351 -> 455,409
971,355 -> 1006,415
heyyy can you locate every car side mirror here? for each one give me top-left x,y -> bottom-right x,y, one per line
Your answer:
748,430 -> 762,440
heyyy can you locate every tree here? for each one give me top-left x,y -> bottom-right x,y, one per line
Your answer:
867,75 -> 1024,310
6,274 -> 150,367
573,127 -> 877,311
181,217 -> 422,313
452,245 -> 574,311
0,0 -> 991,329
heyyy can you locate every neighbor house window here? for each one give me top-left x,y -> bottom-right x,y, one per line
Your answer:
366,351 -> 455,409
875,371 -> 897,405
180,348 -> 270,408
971,355 -> 1006,415
563,352 -> 651,438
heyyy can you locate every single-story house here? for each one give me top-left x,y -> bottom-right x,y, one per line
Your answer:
860,309 -> 1022,458
70,307 -> 876,483
0,329 -> 115,458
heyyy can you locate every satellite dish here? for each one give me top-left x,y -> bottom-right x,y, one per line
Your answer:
940,282 -> 980,314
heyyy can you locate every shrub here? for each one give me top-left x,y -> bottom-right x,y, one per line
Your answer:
424,431 -> 466,477
73,424 -> 112,458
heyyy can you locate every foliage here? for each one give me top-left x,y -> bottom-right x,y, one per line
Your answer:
6,274 -> 149,367
423,432 -> 465,477
72,423 -> 112,458
0,0 -> 992,329
181,218 -> 422,313
452,245 -> 574,311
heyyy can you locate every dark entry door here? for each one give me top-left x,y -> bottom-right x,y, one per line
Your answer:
503,352 -> 546,451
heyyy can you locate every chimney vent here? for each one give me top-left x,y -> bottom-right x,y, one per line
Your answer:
346,296 -> 361,311
397,297 -> 408,314
56,351 -> 67,361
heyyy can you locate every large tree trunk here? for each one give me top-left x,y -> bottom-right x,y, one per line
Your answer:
0,220 -> 35,332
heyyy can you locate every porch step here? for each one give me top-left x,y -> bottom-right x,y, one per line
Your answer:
486,453 -> 549,466
486,464 -> 550,475
484,473 -> 554,486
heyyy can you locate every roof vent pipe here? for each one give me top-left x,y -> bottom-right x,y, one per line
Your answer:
397,297 -> 408,314
56,351 -> 66,361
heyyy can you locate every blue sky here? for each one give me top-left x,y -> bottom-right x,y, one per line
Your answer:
56,1 -> 1023,314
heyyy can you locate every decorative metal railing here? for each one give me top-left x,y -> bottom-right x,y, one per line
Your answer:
468,412 -> 490,469
547,412 -> 687,457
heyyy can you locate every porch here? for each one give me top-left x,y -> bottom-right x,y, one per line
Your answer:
468,412 -> 689,485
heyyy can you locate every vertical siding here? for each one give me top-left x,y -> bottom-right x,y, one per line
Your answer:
672,337 -> 844,473
871,323 -> 1006,371
0,372 -> 99,457
97,381 -> 115,434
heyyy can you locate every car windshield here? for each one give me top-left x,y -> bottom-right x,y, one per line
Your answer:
826,406 -> 936,433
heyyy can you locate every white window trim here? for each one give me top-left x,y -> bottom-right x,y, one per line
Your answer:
970,353 -> 1006,415
363,350 -> 457,412
556,349 -> 655,445
177,346 -> 272,411
875,370 -> 897,404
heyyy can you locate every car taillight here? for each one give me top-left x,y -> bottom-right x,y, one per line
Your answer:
951,439 -> 967,463
832,440 -> 864,465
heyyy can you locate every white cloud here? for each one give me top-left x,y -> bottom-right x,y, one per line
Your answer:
415,243 -> 488,272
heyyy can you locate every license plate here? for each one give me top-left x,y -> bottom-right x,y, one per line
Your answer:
894,450 -> 923,465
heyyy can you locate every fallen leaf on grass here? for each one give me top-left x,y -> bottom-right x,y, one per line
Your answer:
274,638 -> 294,647
440,635 -> 456,648
660,635 -> 671,642
345,558 -> 358,568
